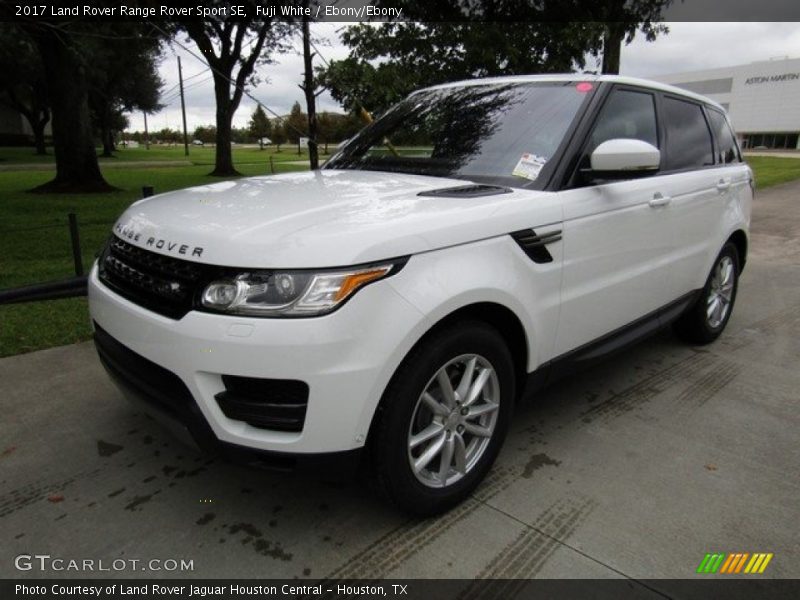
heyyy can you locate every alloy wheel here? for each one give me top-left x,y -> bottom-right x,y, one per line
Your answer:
407,354 -> 500,488
707,255 -> 735,329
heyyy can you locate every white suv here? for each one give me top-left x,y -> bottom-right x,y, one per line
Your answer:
89,75 -> 751,514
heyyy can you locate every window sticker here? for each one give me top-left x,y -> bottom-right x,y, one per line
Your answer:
512,153 -> 548,181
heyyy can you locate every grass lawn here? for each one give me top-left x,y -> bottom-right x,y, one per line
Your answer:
1,153 -> 799,357
0,148 -> 311,357
745,156 -> 800,189
0,144 -> 332,166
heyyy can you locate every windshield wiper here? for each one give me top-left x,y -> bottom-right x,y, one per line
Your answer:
418,184 -> 513,198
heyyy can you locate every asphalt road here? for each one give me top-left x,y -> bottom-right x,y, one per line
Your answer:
2,181 -> 799,583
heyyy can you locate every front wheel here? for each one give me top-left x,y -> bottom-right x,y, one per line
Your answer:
674,242 -> 740,344
372,321 -> 515,516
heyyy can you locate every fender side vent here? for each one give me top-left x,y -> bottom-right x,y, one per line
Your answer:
418,184 -> 512,198
510,229 -> 562,264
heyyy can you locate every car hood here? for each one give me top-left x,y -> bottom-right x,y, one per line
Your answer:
112,170 -> 560,268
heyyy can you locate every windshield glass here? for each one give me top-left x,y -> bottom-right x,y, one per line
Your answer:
325,81 -> 593,189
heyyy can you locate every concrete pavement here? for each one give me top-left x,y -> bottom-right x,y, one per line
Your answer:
2,181 -> 799,582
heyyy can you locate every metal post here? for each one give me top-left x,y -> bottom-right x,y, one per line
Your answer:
67,213 -> 83,276
269,155 -> 274,174
178,56 -> 189,157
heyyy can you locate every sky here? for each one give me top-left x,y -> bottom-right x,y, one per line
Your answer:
126,22 -> 800,134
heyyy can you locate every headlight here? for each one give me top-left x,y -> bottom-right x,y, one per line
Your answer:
200,262 -> 402,317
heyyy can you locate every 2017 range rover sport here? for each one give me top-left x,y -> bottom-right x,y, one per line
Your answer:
89,75 -> 752,515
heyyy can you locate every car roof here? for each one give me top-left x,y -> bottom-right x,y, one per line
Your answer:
415,74 -> 725,111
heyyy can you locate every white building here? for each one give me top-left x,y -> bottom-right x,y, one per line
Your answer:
652,57 -> 800,150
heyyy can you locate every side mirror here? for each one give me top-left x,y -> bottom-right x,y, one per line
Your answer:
588,138 -> 660,179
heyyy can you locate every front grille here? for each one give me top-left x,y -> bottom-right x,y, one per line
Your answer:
98,236 -> 221,319
215,375 -> 309,432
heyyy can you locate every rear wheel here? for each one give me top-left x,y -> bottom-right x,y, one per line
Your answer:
372,321 -> 514,515
674,242 -> 739,344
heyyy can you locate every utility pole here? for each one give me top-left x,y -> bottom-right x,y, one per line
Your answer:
143,111 -> 149,150
178,56 -> 189,157
300,12 -> 319,170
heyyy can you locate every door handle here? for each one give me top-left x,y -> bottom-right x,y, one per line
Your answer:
649,193 -> 671,208
716,179 -> 731,192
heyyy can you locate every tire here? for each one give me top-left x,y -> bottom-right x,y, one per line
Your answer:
371,320 -> 515,516
674,242 -> 740,345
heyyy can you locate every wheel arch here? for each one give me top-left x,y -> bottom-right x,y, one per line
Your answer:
421,302 -> 529,397
727,229 -> 748,272
365,301 -> 529,454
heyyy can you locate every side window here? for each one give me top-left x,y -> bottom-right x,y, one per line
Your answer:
662,97 -> 714,170
707,108 -> 741,164
588,89 -> 659,154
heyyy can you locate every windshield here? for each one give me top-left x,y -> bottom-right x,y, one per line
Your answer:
325,81 -> 593,189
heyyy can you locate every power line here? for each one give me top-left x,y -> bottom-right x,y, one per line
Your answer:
178,74 -> 214,94
34,20 -> 163,41
160,82 -> 180,100
159,65 -> 210,103
309,38 -> 333,69
183,68 -> 211,83
148,20 -> 309,140
159,73 -> 214,107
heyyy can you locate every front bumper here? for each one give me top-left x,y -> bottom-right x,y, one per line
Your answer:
87,263 -> 425,457
93,323 -> 362,476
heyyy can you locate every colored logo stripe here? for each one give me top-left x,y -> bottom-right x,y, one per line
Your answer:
697,552 -> 773,574
697,553 -> 726,573
720,553 -> 749,573
745,553 -> 774,574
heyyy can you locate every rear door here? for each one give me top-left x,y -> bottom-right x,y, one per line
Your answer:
657,95 -> 734,297
554,86 -> 675,356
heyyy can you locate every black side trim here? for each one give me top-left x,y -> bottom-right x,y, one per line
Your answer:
418,184 -> 513,198
523,290 -> 701,398
510,229 -> 563,264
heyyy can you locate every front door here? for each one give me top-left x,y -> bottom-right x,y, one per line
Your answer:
554,86 -> 674,356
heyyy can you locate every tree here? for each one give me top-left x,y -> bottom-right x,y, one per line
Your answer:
317,111 -> 336,154
271,121 -> 287,152
231,126 -> 250,144
178,6 -> 294,175
334,112 -> 364,143
0,27 -> 50,155
193,125 -> 217,144
317,57 -> 411,116
319,2 -> 673,113
86,24 -> 164,157
248,105 -> 272,149
319,19 -> 607,114
299,8 -> 321,169
156,127 -> 181,145
591,1 -> 673,74
18,20 -> 113,192
315,112 -> 363,153
284,102 -> 308,145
